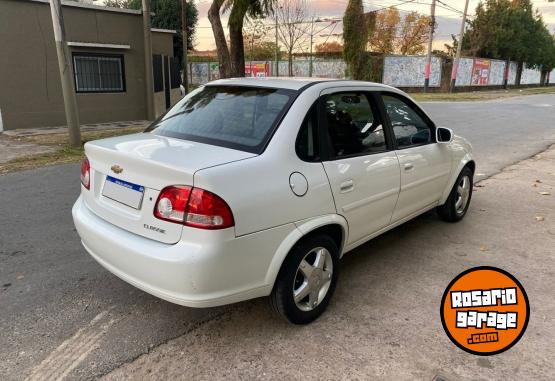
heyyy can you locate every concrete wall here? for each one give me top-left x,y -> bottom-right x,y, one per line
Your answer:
276,60 -> 346,78
189,55 -> 550,90
454,58 -> 473,87
151,31 -> 175,57
382,56 -> 442,87
508,62 -> 518,85
0,0 -> 173,130
489,60 -> 506,86
521,66 -> 542,84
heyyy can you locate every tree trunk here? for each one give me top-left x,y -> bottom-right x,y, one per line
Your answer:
229,4 -> 248,77
515,62 -> 523,87
288,50 -> 293,76
208,0 -> 232,78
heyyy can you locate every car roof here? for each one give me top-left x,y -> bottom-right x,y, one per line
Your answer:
207,77 -> 395,91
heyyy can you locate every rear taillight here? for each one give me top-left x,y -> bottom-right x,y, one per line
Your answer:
80,157 -> 90,190
154,186 -> 234,230
154,186 -> 192,223
185,188 -> 234,229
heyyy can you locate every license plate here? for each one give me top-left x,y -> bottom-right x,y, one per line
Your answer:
102,176 -> 145,209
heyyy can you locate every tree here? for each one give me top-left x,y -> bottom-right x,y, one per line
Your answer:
396,11 -> 430,55
443,29 -> 471,58
276,0 -> 311,76
208,0 -> 232,78
466,0 -> 551,66
104,0 -> 198,65
343,0 -> 371,80
463,0 -> 555,84
368,8 -> 399,54
226,0 -> 250,76
367,8 -> 429,55
209,0 -> 275,78
315,41 -> 343,54
244,19 -> 277,63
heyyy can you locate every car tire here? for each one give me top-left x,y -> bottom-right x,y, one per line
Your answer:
269,235 -> 339,325
437,166 -> 473,222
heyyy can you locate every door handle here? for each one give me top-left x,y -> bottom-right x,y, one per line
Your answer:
340,180 -> 354,193
404,163 -> 414,171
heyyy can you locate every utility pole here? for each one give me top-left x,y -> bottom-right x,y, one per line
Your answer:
275,13 -> 279,77
142,0 -> 155,120
424,0 -> 436,92
309,17 -> 315,77
449,0 -> 469,93
181,0 -> 189,94
49,0 -> 81,148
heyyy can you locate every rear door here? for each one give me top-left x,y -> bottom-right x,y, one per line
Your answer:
320,88 -> 401,245
379,93 -> 452,222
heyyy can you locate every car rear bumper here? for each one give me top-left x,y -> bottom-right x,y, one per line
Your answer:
72,196 -> 294,308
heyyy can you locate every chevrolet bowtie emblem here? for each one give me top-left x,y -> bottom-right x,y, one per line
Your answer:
111,165 -> 123,174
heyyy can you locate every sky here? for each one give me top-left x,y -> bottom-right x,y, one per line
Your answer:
97,0 -> 555,51
190,0 -> 555,51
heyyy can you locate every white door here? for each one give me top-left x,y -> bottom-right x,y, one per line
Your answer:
320,90 -> 401,245
380,93 -> 452,221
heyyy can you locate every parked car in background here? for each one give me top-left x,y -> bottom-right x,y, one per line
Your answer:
73,78 -> 475,324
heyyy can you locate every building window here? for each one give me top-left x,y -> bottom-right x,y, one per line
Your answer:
73,54 -> 125,93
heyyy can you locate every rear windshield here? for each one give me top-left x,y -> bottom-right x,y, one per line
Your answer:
146,86 -> 296,153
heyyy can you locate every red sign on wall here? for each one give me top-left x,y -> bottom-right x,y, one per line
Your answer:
245,63 -> 270,78
472,59 -> 491,86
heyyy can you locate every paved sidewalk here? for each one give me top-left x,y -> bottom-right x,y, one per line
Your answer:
102,146 -> 555,380
0,121 -> 148,164
1,120 -> 148,138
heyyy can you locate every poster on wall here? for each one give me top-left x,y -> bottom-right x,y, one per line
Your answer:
209,63 -> 220,81
471,59 -> 491,85
246,63 -> 270,78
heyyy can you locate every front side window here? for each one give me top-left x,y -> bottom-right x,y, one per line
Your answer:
73,54 -> 125,93
146,86 -> 295,153
324,92 -> 386,158
382,94 -> 432,148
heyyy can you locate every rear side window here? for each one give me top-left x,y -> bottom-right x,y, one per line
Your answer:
296,105 -> 320,162
324,92 -> 386,158
382,94 -> 432,149
147,86 -> 295,153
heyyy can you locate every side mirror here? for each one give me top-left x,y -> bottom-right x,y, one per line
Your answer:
436,127 -> 453,144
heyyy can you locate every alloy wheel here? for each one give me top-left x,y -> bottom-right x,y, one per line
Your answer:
455,175 -> 471,215
292,247 -> 334,312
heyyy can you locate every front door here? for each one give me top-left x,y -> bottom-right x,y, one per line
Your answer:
320,90 -> 401,246
380,93 -> 452,222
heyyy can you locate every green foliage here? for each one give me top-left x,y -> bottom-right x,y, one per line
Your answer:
465,0 -> 555,70
343,0 -> 372,80
104,0 -> 198,64
245,40 -> 281,61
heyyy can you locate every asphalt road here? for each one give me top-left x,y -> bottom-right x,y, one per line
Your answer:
423,93 -> 555,180
1,94 -> 554,380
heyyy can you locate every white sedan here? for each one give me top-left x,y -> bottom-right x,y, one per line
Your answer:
73,78 -> 474,324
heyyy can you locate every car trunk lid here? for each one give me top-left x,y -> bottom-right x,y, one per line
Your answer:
82,133 -> 255,244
